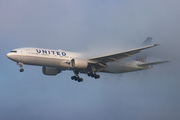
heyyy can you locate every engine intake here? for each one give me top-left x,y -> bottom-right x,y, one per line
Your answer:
42,66 -> 61,75
70,59 -> 88,69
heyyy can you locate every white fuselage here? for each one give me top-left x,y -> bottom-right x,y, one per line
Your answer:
7,47 -> 152,74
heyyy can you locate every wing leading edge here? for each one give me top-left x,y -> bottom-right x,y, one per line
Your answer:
89,44 -> 159,63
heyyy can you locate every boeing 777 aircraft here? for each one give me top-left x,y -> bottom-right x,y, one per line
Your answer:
7,37 -> 168,82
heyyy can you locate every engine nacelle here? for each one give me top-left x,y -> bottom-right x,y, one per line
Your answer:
42,66 -> 61,75
70,59 -> 88,69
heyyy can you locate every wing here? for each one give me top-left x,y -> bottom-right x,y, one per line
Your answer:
89,44 -> 159,63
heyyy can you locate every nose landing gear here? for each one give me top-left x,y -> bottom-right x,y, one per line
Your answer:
17,62 -> 24,72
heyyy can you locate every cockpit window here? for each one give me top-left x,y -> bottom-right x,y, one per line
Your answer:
10,50 -> 17,53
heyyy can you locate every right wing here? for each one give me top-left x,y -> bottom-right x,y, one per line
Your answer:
88,44 -> 159,63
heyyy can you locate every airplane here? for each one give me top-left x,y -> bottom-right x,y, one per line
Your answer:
7,37 -> 168,82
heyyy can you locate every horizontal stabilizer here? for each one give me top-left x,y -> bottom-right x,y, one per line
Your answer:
138,61 -> 169,67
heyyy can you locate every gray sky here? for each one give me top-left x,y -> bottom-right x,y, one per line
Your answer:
1,0 -> 180,120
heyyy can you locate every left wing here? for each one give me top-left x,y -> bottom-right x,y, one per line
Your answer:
89,44 -> 159,63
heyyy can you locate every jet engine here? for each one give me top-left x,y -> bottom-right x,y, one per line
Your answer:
70,59 -> 88,69
42,66 -> 61,75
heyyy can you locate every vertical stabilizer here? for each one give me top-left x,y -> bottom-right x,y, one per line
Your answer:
142,37 -> 152,46
134,37 -> 152,62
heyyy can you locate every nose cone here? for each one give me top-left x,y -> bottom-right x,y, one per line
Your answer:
7,53 -> 11,58
7,50 -> 18,61
6,53 -> 15,60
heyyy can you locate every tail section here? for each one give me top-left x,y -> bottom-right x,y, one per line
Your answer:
134,37 -> 169,67
134,37 -> 152,63
142,37 -> 152,46
134,55 -> 147,63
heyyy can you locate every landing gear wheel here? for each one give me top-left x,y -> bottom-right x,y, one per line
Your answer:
78,78 -> 83,82
20,68 -> 24,72
88,73 -> 92,76
95,75 -> 100,79
71,76 -> 75,80
91,74 -> 95,78
75,76 -> 79,81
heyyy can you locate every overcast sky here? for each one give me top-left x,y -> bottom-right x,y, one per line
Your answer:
1,0 -> 180,120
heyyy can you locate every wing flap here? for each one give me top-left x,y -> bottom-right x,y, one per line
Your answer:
137,61 -> 169,67
89,44 -> 159,63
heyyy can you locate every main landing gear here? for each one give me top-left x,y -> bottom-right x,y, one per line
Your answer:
88,65 -> 100,79
87,72 -> 100,79
71,76 -> 83,82
71,65 -> 100,82
17,62 -> 24,72
71,71 -> 83,82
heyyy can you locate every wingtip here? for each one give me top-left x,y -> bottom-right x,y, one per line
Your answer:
154,44 -> 160,46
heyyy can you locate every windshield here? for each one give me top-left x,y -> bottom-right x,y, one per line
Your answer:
10,50 -> 17,53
